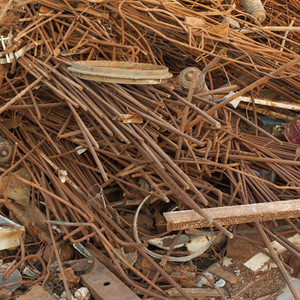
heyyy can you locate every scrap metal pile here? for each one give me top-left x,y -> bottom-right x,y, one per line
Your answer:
0,0 -> 300,299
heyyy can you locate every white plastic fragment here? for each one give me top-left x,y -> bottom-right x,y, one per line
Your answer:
75,146 -> 87,155
74,287 -> 91,300
0,35 -> 13,63
0,41 -> 36,64
58,169 -> 67,183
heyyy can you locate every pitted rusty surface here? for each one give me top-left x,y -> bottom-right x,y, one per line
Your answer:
164,200 -> 300,231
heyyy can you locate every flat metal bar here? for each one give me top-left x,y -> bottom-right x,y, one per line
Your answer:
80,259 -> 141,300
164,199 -> 300,231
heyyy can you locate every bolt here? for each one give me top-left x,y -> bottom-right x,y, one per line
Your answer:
185,70 -> 194,81
1,150 -> 8,157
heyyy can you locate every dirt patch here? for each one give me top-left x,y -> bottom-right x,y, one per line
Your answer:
223,258 -> 286,299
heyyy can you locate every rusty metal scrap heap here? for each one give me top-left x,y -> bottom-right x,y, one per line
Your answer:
0,0 -> 300,299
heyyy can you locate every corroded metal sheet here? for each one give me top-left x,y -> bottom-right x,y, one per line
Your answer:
164,199 -> 300,231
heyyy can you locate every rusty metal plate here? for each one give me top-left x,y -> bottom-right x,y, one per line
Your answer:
80,259 -> 140,300
164,199 -> 300,231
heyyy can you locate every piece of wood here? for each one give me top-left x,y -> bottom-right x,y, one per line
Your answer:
207,263 -> 239,284
80,258 -> 140,300
10,202 -> 51,244
166,287 -> 220,298
164,199 -> 300,231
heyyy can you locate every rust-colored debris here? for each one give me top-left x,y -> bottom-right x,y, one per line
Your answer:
0,0 -> 299,299
164,200 -> 300,230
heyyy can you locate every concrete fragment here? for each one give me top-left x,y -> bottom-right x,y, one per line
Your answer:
244,233 -> 300,272
74,287 -> 90,300
0,215 -> 25,250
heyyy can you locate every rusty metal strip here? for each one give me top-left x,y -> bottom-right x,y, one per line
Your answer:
164,199 -> 300,231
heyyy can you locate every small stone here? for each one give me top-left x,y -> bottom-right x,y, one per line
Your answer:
74,287 -> 91,300
195,275 -> 203,288
215,279 -> 226,287
60,292 -> 77,300
195,271 -> 214,287
222,257 -> 232,267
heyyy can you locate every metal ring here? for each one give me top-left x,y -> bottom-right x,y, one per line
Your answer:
133,196 -> 213,262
